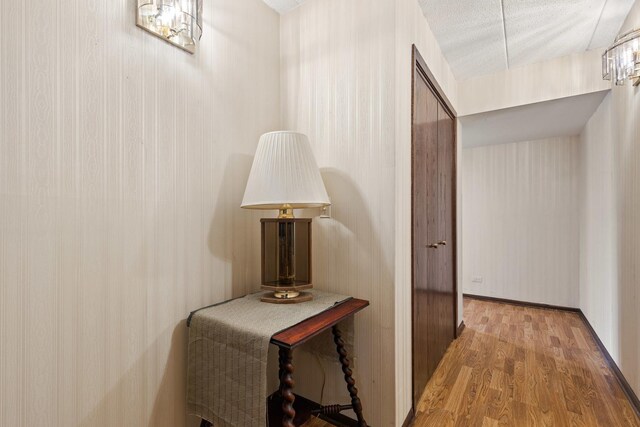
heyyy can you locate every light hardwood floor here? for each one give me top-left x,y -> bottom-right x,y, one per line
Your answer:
414,297 -> 640,426
304,297 -> 640,426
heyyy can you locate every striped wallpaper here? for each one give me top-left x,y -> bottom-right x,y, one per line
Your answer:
280,1 -> 397,423
579,0 -> 640,397
462,137 -> 580,308
0,0 -> 281,425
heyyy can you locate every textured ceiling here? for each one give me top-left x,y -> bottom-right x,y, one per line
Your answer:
262,0 -> 306,14
264,0 -> 636,80
460,91 -> 608,148
418,0 -> 636,79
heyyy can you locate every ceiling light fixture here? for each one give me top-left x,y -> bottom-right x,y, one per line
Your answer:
137,0 -> 203,54
602,28 -> 640,87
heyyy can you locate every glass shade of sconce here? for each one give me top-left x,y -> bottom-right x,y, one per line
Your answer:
602,28 -> 640,86
137,0 -> 203,54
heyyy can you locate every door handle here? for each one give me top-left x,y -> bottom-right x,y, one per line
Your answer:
438,240 -> 447,246
426,243 -> 439,249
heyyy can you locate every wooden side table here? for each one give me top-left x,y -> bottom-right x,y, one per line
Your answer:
199,298 -> 369,427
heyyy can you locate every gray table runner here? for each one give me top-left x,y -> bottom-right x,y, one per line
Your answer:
187,290 -> 351,427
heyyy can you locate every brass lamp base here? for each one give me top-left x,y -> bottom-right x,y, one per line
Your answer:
259,212 -> 314,304
260,284 -> 314,304
260,291 -> 313,304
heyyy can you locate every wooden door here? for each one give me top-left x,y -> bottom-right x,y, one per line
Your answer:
412,68 -> 440,405
411,46 -> 457,408
434,102 -> 455,360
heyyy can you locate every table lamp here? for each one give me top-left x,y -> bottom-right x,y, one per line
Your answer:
242,131 -> 331,303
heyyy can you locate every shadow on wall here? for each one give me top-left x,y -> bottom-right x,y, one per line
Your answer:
78,321 -> 201,427
76,155 -> 260,427
149,321 -> 201,427
300,167 -> 394,296
208,153 -> 262,299
292,167 -> 393,424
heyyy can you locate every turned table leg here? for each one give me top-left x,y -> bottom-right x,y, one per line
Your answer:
278,346 -> 286,397
332,325 -> 367,427
279,347 -> 296,427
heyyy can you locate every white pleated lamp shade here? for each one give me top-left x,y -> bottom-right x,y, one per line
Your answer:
242,131 -> 331,210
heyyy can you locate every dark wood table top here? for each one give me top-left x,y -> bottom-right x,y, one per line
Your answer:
270,298 -> 369,349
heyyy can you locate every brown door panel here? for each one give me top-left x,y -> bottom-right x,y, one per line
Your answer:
412,46 -> 457,409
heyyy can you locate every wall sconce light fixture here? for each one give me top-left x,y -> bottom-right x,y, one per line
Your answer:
137,0 -> 203,54
602,28 -> 640,87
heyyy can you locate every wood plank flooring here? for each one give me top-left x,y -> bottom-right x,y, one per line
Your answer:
414,297 -> 640,426
303,297 -> 640,426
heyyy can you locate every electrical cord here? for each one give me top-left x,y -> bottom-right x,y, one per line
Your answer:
314,352 -> 327,404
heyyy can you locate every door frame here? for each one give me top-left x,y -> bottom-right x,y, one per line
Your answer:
410,44 -> 459,409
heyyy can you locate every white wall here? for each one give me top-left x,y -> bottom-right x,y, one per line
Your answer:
0,0 -> 281,426
463,137 -> 580,308
579,94 -> 619,359
458,49 -> 610,116
280,1 -> 397,424
578,0 -> 640,396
